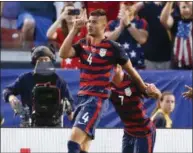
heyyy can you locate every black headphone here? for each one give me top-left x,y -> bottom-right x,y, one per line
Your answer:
31,44 -> 56,65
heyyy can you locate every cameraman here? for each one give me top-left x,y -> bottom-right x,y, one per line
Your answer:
3,45 -> 73,127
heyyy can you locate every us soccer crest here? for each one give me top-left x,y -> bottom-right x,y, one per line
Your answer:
124,87 -> 132,97
99,48 -> 107,57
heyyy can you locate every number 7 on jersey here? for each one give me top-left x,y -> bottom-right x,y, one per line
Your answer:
119,95 -> 124,105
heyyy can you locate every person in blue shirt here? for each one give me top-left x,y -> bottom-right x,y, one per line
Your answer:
17,2 -> 56,48
3,45 -> 73,127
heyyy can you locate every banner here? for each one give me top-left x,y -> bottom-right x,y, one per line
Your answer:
1,69 -> 192,128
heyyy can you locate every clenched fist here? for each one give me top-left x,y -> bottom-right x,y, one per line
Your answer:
145,83 -> 162,99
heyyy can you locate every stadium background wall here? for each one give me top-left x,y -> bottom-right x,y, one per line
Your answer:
1,69 -> 192,128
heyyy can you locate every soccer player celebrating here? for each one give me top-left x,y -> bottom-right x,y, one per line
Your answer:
59,9 -> 160,153
110,65 -> 161,153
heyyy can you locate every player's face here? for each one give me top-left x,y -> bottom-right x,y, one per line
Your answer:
179,2 -> 192,19
36,56 -> 51,63
87,16 -> 106,37
161,95 -> 175,114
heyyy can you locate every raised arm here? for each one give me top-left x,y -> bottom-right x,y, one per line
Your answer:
160,2 -> 174,29
59,10 -> 86,59
126,21 -> 148,45
105,3 -> 126,41
59,28 -> 78,59
124,6 -> 148,44
105,20 -> 125,41
132,2 -> 145,14
47,11 -> 67,40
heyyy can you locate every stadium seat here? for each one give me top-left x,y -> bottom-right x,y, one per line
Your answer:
1,28 -> 22,49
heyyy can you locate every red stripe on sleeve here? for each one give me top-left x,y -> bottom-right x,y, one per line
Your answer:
80,63 -> 112,71
80,72 -> 111,80
82,54 -> 109,64
80,81 -> 109,87
78,91 -> 108,98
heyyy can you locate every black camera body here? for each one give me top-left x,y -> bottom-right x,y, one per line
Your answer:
68,9 -> 80,15
31,73 -> 63,127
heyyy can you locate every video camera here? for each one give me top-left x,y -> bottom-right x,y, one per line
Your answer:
31,61 -> 63,127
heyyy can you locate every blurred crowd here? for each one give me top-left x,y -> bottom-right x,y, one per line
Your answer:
1,1 -> 192,70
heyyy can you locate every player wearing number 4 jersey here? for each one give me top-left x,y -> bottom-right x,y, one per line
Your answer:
59,9 -> 160,153
110,65 -> 161,153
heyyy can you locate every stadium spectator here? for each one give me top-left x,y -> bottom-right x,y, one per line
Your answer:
47,3 -> 87,69
84,1 -> 120,21
182,85 -> 193,100
160,2 -> 193,69
105,2 -> 148,69
17,2 -> 56,48
1,2 -> 20,29
134,2 -> 173,70
151,92 -> 175,128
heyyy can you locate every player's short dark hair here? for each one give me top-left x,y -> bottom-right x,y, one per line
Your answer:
90,9 -> 107,17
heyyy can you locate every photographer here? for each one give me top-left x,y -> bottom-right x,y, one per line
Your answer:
3,45 -> 73,127
47,3 -> 87,69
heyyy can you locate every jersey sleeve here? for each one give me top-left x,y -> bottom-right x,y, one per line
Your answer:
72,38 -> 85,57
153,113 -> 166,128
111,41 -> 130,65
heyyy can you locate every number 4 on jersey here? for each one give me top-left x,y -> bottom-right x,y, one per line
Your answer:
87,53 -> 92,65
82,112 -> 89,123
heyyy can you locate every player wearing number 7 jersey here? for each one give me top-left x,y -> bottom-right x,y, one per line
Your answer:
59,9 -> 160,153
110,65 -> 161,153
